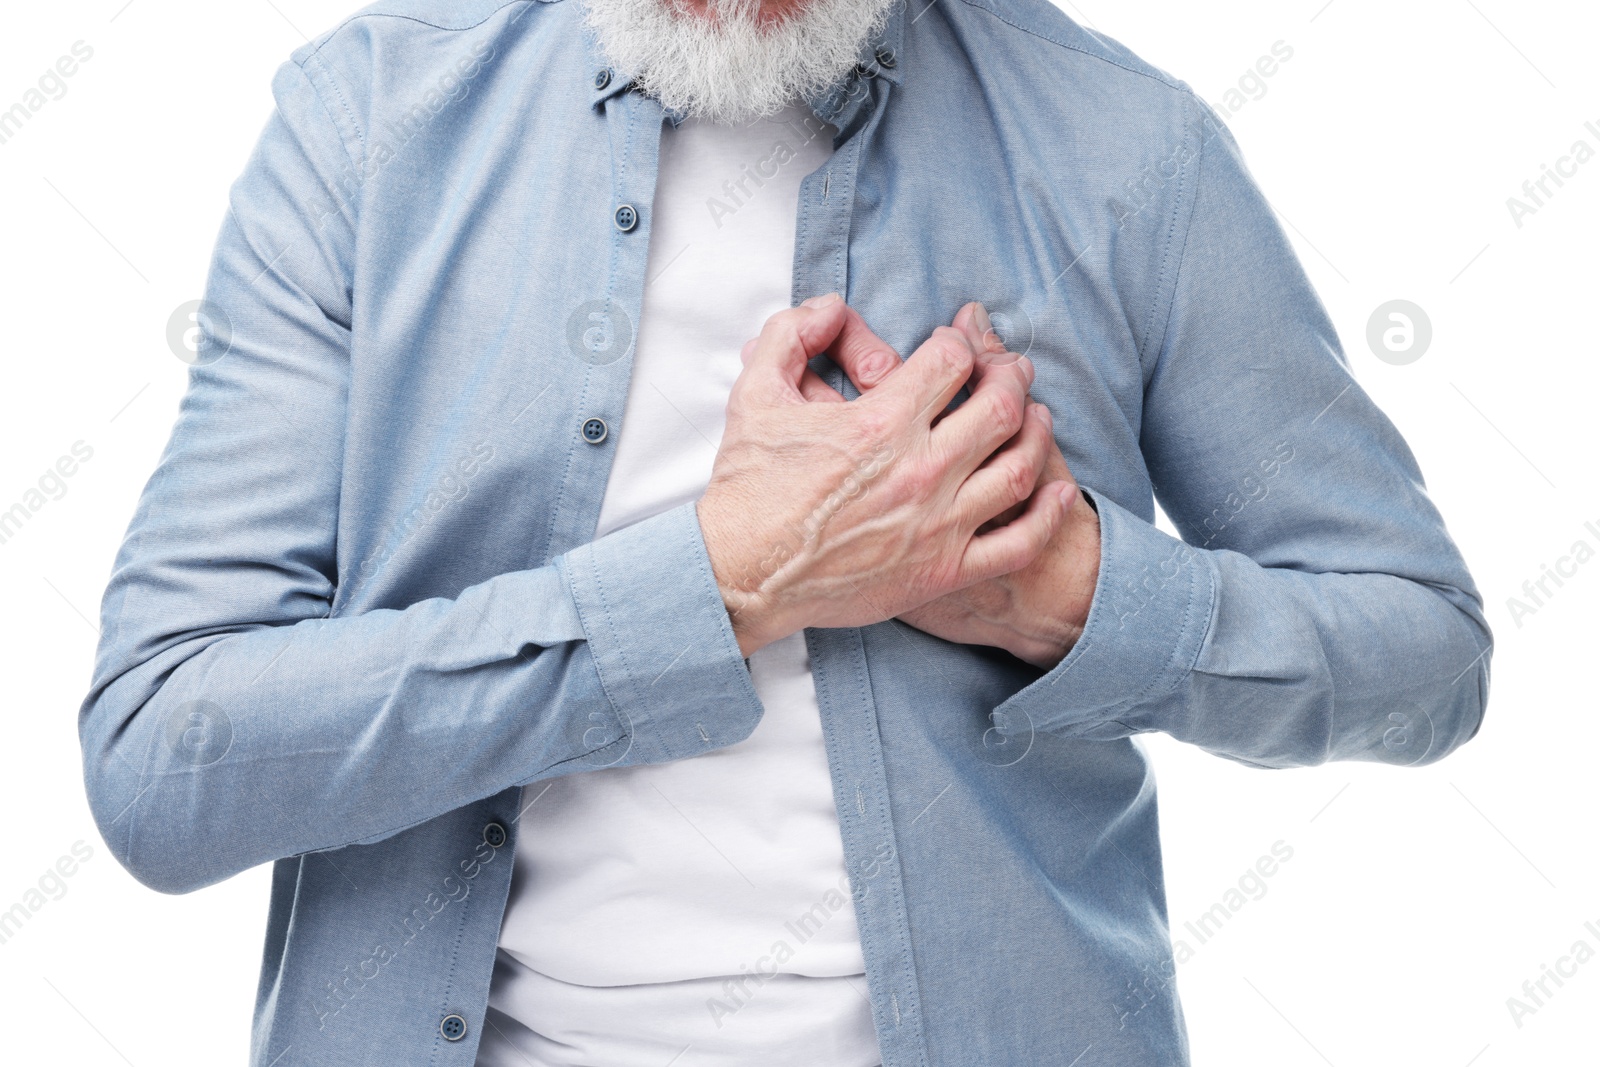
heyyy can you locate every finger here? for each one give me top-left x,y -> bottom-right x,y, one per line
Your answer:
952,301 -> 1001,356
827,304 -> 902,393
959,480 -> 1076,584
945,300 -> 1034,446
954,403 -> 1055,530
739,294 -> 850,398
1038,434 -> 1076,485
905,303 -> 1016,425
980,426 -> 1073,532
930,336 -> 1035,476
799,368 -> 846,403
953,301 -> 1029,372
978,499 -> 1026,535
874,325 -> 978,427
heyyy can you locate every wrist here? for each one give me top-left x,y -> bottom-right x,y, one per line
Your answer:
1004,627 -> 1081,668
696,497 -> 803,657
1000,616 -> 1080,671
727,598 -> 790,657
1012,493 -> 1101,669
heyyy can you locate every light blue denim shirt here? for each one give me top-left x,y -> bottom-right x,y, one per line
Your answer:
79,0 -> 1491,1063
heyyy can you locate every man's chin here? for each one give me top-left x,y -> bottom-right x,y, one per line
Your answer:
584,0 -> 895,124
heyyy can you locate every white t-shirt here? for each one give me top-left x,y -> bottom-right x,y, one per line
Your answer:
478,104 -> 880,1067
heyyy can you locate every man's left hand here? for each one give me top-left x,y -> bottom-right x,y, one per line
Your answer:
756,301 -> 1102,670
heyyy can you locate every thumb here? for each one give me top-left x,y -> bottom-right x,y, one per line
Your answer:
740,294 -> 849,399
828,303 -> 902,391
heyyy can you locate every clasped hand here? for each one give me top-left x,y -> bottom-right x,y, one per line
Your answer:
696,294 -> 1101,669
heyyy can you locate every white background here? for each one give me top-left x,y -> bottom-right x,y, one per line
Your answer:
1,0 -> 1595,1064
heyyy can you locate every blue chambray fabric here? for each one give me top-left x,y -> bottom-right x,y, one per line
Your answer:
78,0 -> 1491,1063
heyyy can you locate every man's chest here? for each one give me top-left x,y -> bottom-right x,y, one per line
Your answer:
331,94 -> 1155,612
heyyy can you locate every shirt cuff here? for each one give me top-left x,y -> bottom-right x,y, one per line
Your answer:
559,500 -> 765,763
990,487 -> 1217,739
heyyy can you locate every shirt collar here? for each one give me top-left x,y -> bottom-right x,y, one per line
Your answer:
584,0 -> 906,123
806,0 -> 905,123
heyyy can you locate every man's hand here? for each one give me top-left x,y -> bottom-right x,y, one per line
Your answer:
697,293 -> 1078,657
862,303 -> 1102,670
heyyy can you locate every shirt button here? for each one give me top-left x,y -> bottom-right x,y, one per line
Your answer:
875,46 -> 896,69
582,417 -> 609,445
853,62 -> 875,80
613,204 -> 638,232
483,822 -> 507,849
440,1014 -> 468,1042
594,67 -> 612,91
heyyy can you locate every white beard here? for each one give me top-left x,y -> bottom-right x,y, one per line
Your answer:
583,0 -> 896,124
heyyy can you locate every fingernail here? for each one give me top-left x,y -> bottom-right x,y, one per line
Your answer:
1033,403 -> 1052,429
802,292 -> 841,308
973,303 -> 1008,353
973,301 -> 993,336
1058,483 -> 1077,508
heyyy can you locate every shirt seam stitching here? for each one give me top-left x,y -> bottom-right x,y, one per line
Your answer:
298,51 -> 367,168
301,0 -> 540,65
852,629 -> 931,1067
950,0 -> 1186,92
1142,99 -> 1209,373
584,537 -> 663,758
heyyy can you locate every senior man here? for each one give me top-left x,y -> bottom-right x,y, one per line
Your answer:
80,0 -> 1490,1063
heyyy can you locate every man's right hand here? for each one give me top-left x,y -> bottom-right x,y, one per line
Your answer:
697,293 -> 1076,657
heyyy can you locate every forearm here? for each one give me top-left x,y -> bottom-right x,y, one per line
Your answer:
995,487 -> 1101,669
82,504 -> 762,894
1168,553 -> 1490,767
990,491 -> 1490,768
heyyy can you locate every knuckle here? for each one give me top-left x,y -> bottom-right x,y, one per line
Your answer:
763,308 -> 806,345
1003,458 -> 1034,502
927,328 -> 974,375
985,387 -> 1024,431
1027,506 -> 1054,542
998,535 -> 1034,572
766,306 -> 805,332
908,452 -> 945,493
854,399 -> 899,443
